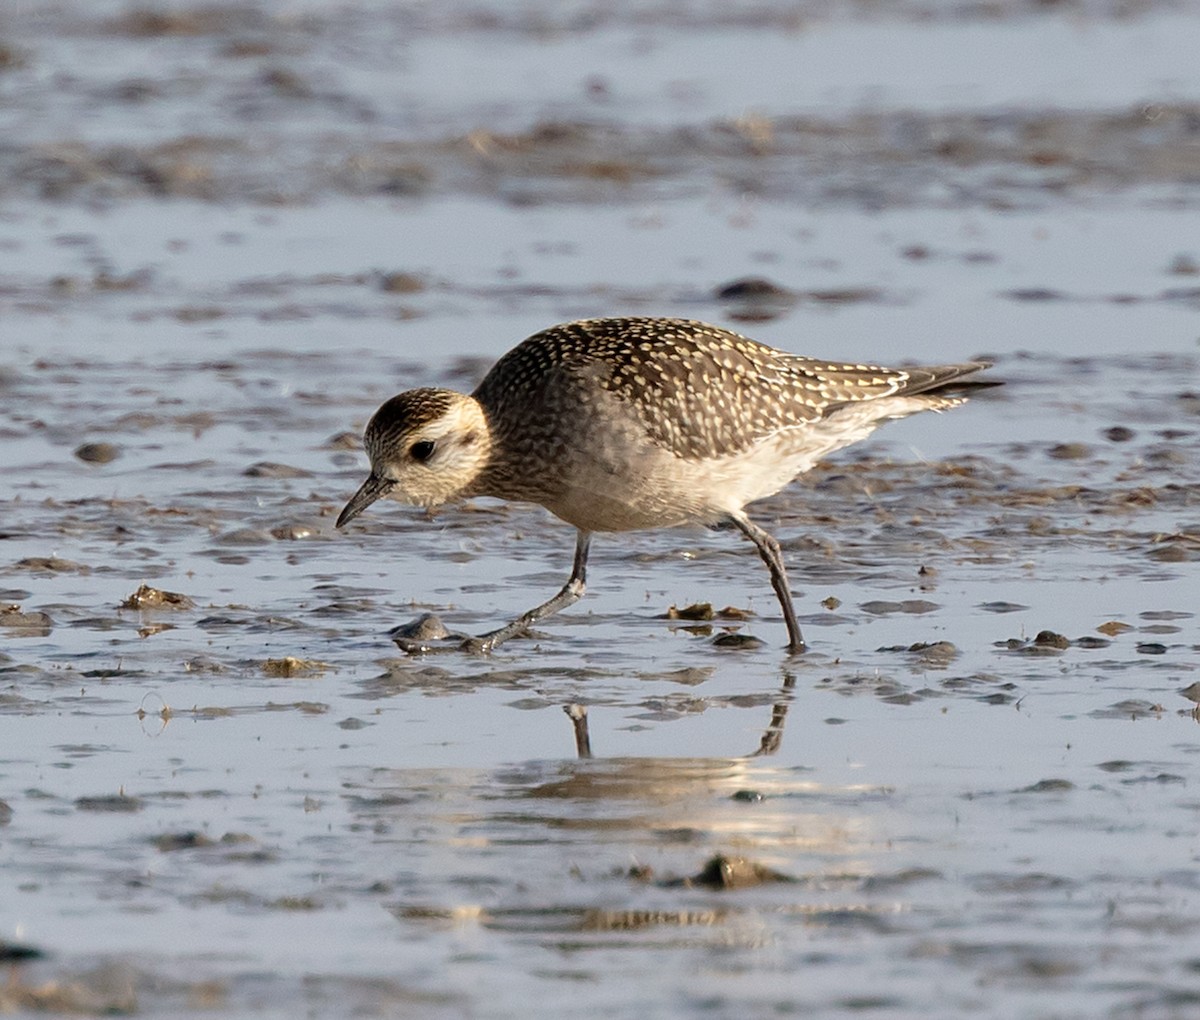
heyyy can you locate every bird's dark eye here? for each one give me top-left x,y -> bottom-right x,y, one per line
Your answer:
410,439 -> 435,462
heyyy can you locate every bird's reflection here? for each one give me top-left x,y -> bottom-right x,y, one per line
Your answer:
563,671 -> 797,760
345,663 -> 880,933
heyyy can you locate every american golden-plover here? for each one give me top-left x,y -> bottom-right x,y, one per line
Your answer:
337,316 -> 992,653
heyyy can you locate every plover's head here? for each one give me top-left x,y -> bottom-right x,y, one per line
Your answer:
336,388 -> 492,527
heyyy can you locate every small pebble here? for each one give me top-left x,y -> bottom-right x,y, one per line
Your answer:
75,793 -> 144,813
244,461 -> 312,478
270,523 -> 318,540
979,601 -> 1028,613
154,831 -> 215,852
216,528 -> 273,545
1167,253 -> 1199,276
1004,288 -> 1065,302
0,605 -> 53,631
0,940 -> 44,961
1148,543 -> 1190,562
379,271 -> 425,293
390,613 -> 451,642
1047,442 -> 1091,460
326,431 -> 363,450
1096,620 -> 1132,636
711,632 -> 764,650
74,442 -> 120,464
1017,779 -> 1075,794
714,277 -> 793,300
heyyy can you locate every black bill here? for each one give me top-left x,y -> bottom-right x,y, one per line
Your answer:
335,474 -> 395,528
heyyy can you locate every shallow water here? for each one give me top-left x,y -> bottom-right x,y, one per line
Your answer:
2,1 -> 1200,1017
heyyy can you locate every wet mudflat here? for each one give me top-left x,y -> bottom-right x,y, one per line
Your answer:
2,1 -> 1200,1016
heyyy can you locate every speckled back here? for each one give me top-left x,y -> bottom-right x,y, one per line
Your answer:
472,317 -> 943,461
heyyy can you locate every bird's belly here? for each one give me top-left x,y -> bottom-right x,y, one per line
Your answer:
538,436 -> 816,533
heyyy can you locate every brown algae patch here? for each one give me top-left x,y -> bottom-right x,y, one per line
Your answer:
262,656 -> 330,677
11,557 -> 89,575
74,792 -> 144,813
663,602 -> 754,621
120,584 -> 195,610
652,854 -> 797,890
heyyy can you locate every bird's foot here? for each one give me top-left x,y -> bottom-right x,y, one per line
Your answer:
458,621 -> 531,655
458,634 -> 495,655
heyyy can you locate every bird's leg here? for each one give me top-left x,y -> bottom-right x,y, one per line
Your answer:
462,530 -> 592,653
728,513 -> 806,654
